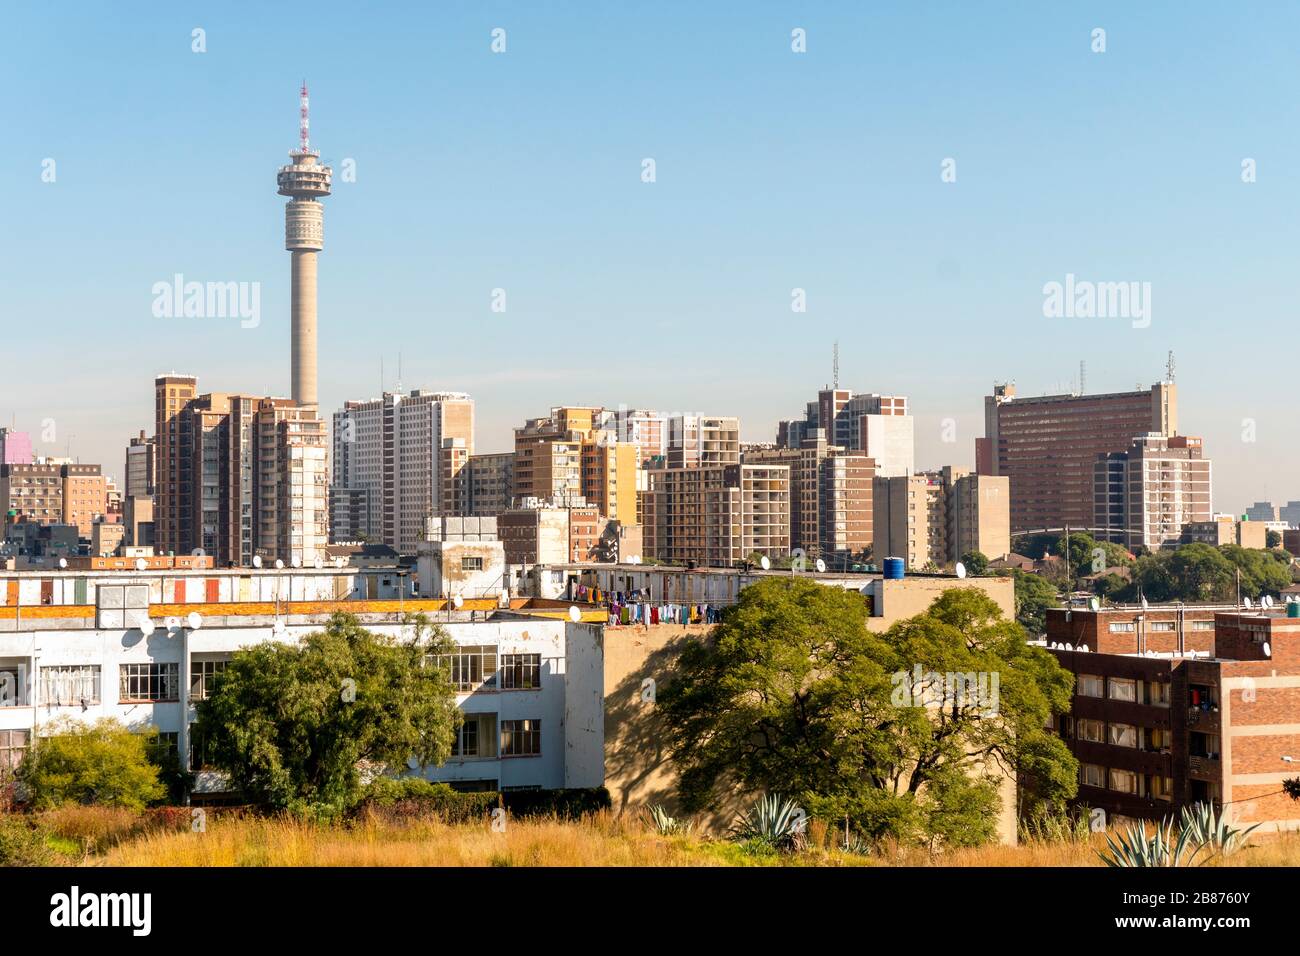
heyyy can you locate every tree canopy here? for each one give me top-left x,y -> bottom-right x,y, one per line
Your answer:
193,613 -> 461,816
657,578 -> 1077,847
1109,543 -> 1290,603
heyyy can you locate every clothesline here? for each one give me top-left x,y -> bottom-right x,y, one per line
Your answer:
571,584 -> 725,627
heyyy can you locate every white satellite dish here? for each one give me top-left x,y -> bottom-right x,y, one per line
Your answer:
1089,597 -> 1101,612
275,559 -> 285,570
954,561 -> 966,579
815,558 -> 827,573
1141,597 -> 1149,610
759,556 -> 771,571
1080,644 -> 1089,653
139,616 -> 155,633
568,605 -> 581,623
186,611 -> 203,631
291,555 -> 303,569
252,555 -> 263,568
1244,596 -> 1254,609
134,557 -> 147,571
1263,595 -> 1274,609
57,557 -> 67,569
452,595 -> 464,609
313,555 -> 324,570
1065,642 -> 1074,651
1264,641 -> 1272,657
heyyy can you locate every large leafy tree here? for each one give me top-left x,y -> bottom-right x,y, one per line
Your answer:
657,578 -> 1076,847
194,613 -> 460,816
18,717 -> 166,810
1115,543 -> 1288,603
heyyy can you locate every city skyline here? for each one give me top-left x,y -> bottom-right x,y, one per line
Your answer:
5,2 -> 1299,512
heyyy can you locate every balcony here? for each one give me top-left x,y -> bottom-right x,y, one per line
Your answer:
1187,755 -> 1222,780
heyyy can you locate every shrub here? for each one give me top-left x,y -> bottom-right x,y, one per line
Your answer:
355,777 -> 496,824
500,787 -> 611,820
17,717 -> 166,811
0,814 -> 55,866
730,794 -> 806,851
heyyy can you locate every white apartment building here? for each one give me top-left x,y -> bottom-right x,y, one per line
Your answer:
0,566 -> 604,795
1094,434 -> 1213,550
331,390 -> 475,555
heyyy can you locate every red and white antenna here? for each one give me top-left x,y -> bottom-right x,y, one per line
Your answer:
299,81 -> 310,152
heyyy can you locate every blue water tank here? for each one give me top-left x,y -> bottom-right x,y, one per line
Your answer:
1288,600 -> 1300,619
883,557 -> 905,580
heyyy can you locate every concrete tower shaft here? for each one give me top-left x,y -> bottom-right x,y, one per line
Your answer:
276,84 -> 331,410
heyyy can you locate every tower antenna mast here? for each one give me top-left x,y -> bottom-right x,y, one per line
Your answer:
299,81 -> 310,153
833,341 -> 840,389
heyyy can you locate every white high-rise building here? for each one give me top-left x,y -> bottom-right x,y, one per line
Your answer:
331,390 -> 475,554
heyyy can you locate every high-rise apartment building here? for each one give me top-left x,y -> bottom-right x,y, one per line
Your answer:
1094,434 -> 1212,550
124,431 -> 156,498
874,468 -> 1010,570
513,408 -> 638,525
666,415 -> 741,469
1,462 -> 107,537
330,390 -> 475,555
1244,501 -> 1278,523
611,409 -> 667,464
778,389 -> 913,477
642,463 -> 790,566
977,381 -> 1177,533
153,376 -> 327,565
465,452 -> 515,517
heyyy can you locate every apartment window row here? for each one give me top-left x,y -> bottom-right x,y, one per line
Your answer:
451,715 -> 542,758
1073,717 -> 1172,752
1076,673 -> 1169,706
432,647 -> 542,693
1080,763 -> 1173,801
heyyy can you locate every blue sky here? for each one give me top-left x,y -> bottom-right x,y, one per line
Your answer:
2,2 -> 1297,512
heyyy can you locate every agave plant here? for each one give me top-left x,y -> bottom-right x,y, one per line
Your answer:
1179,802 -> 1259,858
645,804 -> 690,836
1097,801 -> 1257,867
731,794 -> 806,850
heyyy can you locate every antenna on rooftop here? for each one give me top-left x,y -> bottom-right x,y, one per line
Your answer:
1166,350 -> 1176,383
1079,360 -> 1086,395
833,341 -> 840,389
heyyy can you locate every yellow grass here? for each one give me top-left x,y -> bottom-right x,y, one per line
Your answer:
47,808 -> 1300,867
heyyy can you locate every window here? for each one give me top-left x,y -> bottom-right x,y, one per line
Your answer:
1078,674 -> 1103,698
1149,775 -> 1174,801
120,663 -> 180,702
1109,768 -> 1138,794
1149,621 -> 1175,632
188,724 -> 211,771
1108,723 -> 1138,748
1077,718 -> 1104,743
1081,763 -> 1105,788
500,653 -> 541,690
40,665 -> 101,705
1147,727 -> 1172,752
1108,622 -> 1136,633
500,719 -> 541,757
190,659 -> 228,701
435,645 -> 498,691
452,713 -> 497,758
1147,682 -> 1171,707
1108,678 -> 1137,702
461,556 -> 484,571
1191,620 -> 1214,631
0,729 -> 29,777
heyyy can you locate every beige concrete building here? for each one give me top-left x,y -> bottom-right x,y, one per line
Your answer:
875,468 -> 1010,570
513,407 -> 638,525
1,462 -> 107,538
666,415 -> 741,469
943,466 -> 1011,566
1094,434 -> 1212,550
642,463 -> 790,566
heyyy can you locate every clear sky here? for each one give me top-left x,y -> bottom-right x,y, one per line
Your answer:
2,2 -> 1296,513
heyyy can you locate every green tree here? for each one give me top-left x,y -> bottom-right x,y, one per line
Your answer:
657,579 -> 1076,847
959,550 -> 989,576
1003,568 -> 1060,637
18,717 -> 166,810
1267,530 -> 1283,549
193,613 -> 461,817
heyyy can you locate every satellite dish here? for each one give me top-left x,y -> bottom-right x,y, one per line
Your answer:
272,619 -> 287,636
954,562 -> 966,579
134,557 -> 147,571
568,605 -> 581,623
1141,597 -> 1149,610
58,557 -> 67,569
274,559 -> 285,570
186,611 -> 203,631
1244,596 -> 1254,609
452,595 -> 464,609
1263,595 -> 1275,609
759,556 -> 771,571
139,616 -> 155,633
1264,642 -> 1272,657
291,555 -> 303,569
1089,597 -> 1101,612
815,558 -> 827,573
1080,644 -> 1089,653
1065,642 -> 1074,651
252,555 -> 263,568
313,555 -> 324,570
